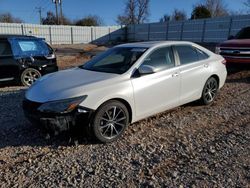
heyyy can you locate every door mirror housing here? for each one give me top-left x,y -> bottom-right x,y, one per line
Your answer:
138,65 -> 156,75
228,35 -> 235,40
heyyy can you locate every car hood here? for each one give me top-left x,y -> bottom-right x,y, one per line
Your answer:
219,39 -> 250,48
25,67 -> 118,103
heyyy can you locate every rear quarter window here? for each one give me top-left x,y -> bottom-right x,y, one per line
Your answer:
195,48 -> 209,60
175,45 -> 199,65
8,38 -> 50,57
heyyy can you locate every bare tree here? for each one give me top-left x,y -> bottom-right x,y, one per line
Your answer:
203,0 -> 229,17
0,13 -> 23,23
137,0 -> 150,24
244,0 -> 250,13
171,9 -> 187,21
117,0 -> 150,25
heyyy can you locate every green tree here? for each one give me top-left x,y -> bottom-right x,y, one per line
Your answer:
191,5 -> 211,19
42,11 -> 71,25
42,11 -> 57,25
159,14 -> 170,22
75,15 -> 103,26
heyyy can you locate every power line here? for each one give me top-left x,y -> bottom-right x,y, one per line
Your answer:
35,7 -> 44,24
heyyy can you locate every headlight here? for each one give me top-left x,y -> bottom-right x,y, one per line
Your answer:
45,53 -> 56,59
38,95 -> 87,114
215,47 -> 221,54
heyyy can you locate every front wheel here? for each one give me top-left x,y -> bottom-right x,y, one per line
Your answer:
200,77 -> 218,105
21,68 -> 41,86
92,100 -> 129,143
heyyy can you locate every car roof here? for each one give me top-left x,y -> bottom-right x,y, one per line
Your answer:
117,41 -> 196,48
0,34 -> 37,39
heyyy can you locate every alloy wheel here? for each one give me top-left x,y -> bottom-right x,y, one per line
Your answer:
204,78 -> 218,103
99,106 -> 127,140
22,69 -> 41,86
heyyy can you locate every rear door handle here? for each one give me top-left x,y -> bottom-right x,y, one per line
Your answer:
204,64 -> 209,68
172,72 -> 179,77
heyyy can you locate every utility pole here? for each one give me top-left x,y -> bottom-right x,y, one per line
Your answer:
35,7 -> 43,24
59,0 -> 63,25
52,0 -> 59,25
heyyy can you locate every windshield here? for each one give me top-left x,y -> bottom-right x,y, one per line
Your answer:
235,27 -> 250,39
81,47 -> 147,74
8,38 -> 51,57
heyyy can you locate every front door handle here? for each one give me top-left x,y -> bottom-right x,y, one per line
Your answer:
172,72 -> 179,77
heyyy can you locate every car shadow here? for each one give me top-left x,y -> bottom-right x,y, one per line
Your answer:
0,90 -> 99,149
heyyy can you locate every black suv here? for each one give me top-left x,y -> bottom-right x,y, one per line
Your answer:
0,35 -> 58,86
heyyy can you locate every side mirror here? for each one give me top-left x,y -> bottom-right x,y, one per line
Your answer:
138,65 -> 156,75
228,35 -> 235,40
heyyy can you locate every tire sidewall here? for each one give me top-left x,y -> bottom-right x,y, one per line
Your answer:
201,77 -> 218,105
92,100 -> 129,143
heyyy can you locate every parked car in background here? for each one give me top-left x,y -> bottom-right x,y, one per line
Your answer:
23,41 -> 227,143
216,27 -> 250,65
0,35 -> 58,86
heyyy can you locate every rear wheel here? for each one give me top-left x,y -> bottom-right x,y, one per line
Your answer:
21,68 -> 41,86
200,77 -> 218,105
92,100 -> 129,143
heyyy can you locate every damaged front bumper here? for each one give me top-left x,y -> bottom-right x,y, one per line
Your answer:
23,99 -> 94,133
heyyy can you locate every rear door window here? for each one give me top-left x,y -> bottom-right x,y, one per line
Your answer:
175,45 -> 199,65
0,41 -> 12,56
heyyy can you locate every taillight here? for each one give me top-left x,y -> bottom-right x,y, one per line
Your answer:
221,59 -> 227,65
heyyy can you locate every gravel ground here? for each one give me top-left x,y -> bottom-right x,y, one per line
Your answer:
0,66 -> 250,187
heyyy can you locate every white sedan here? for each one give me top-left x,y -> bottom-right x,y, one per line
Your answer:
23,41 -> 227,143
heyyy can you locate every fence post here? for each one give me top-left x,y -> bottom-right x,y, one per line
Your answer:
134,24 -> 136,41
71,27 -> 74,44
165,22 -> 169,40
21,24 -> 24,35
148,24 -> 151,41
108,27 -> 111,42
91,27 -> 94,42
228,17 -> 233,38
201,20 -> 207,43
49,27 -> 52,45
180,21 -> 184,40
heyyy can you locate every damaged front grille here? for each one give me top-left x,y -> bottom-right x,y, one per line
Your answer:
22,99 -> 42,114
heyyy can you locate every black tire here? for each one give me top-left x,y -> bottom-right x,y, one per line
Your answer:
92,100 -> 129,143
200,77 -> 218,105
21,68 -> 41,86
